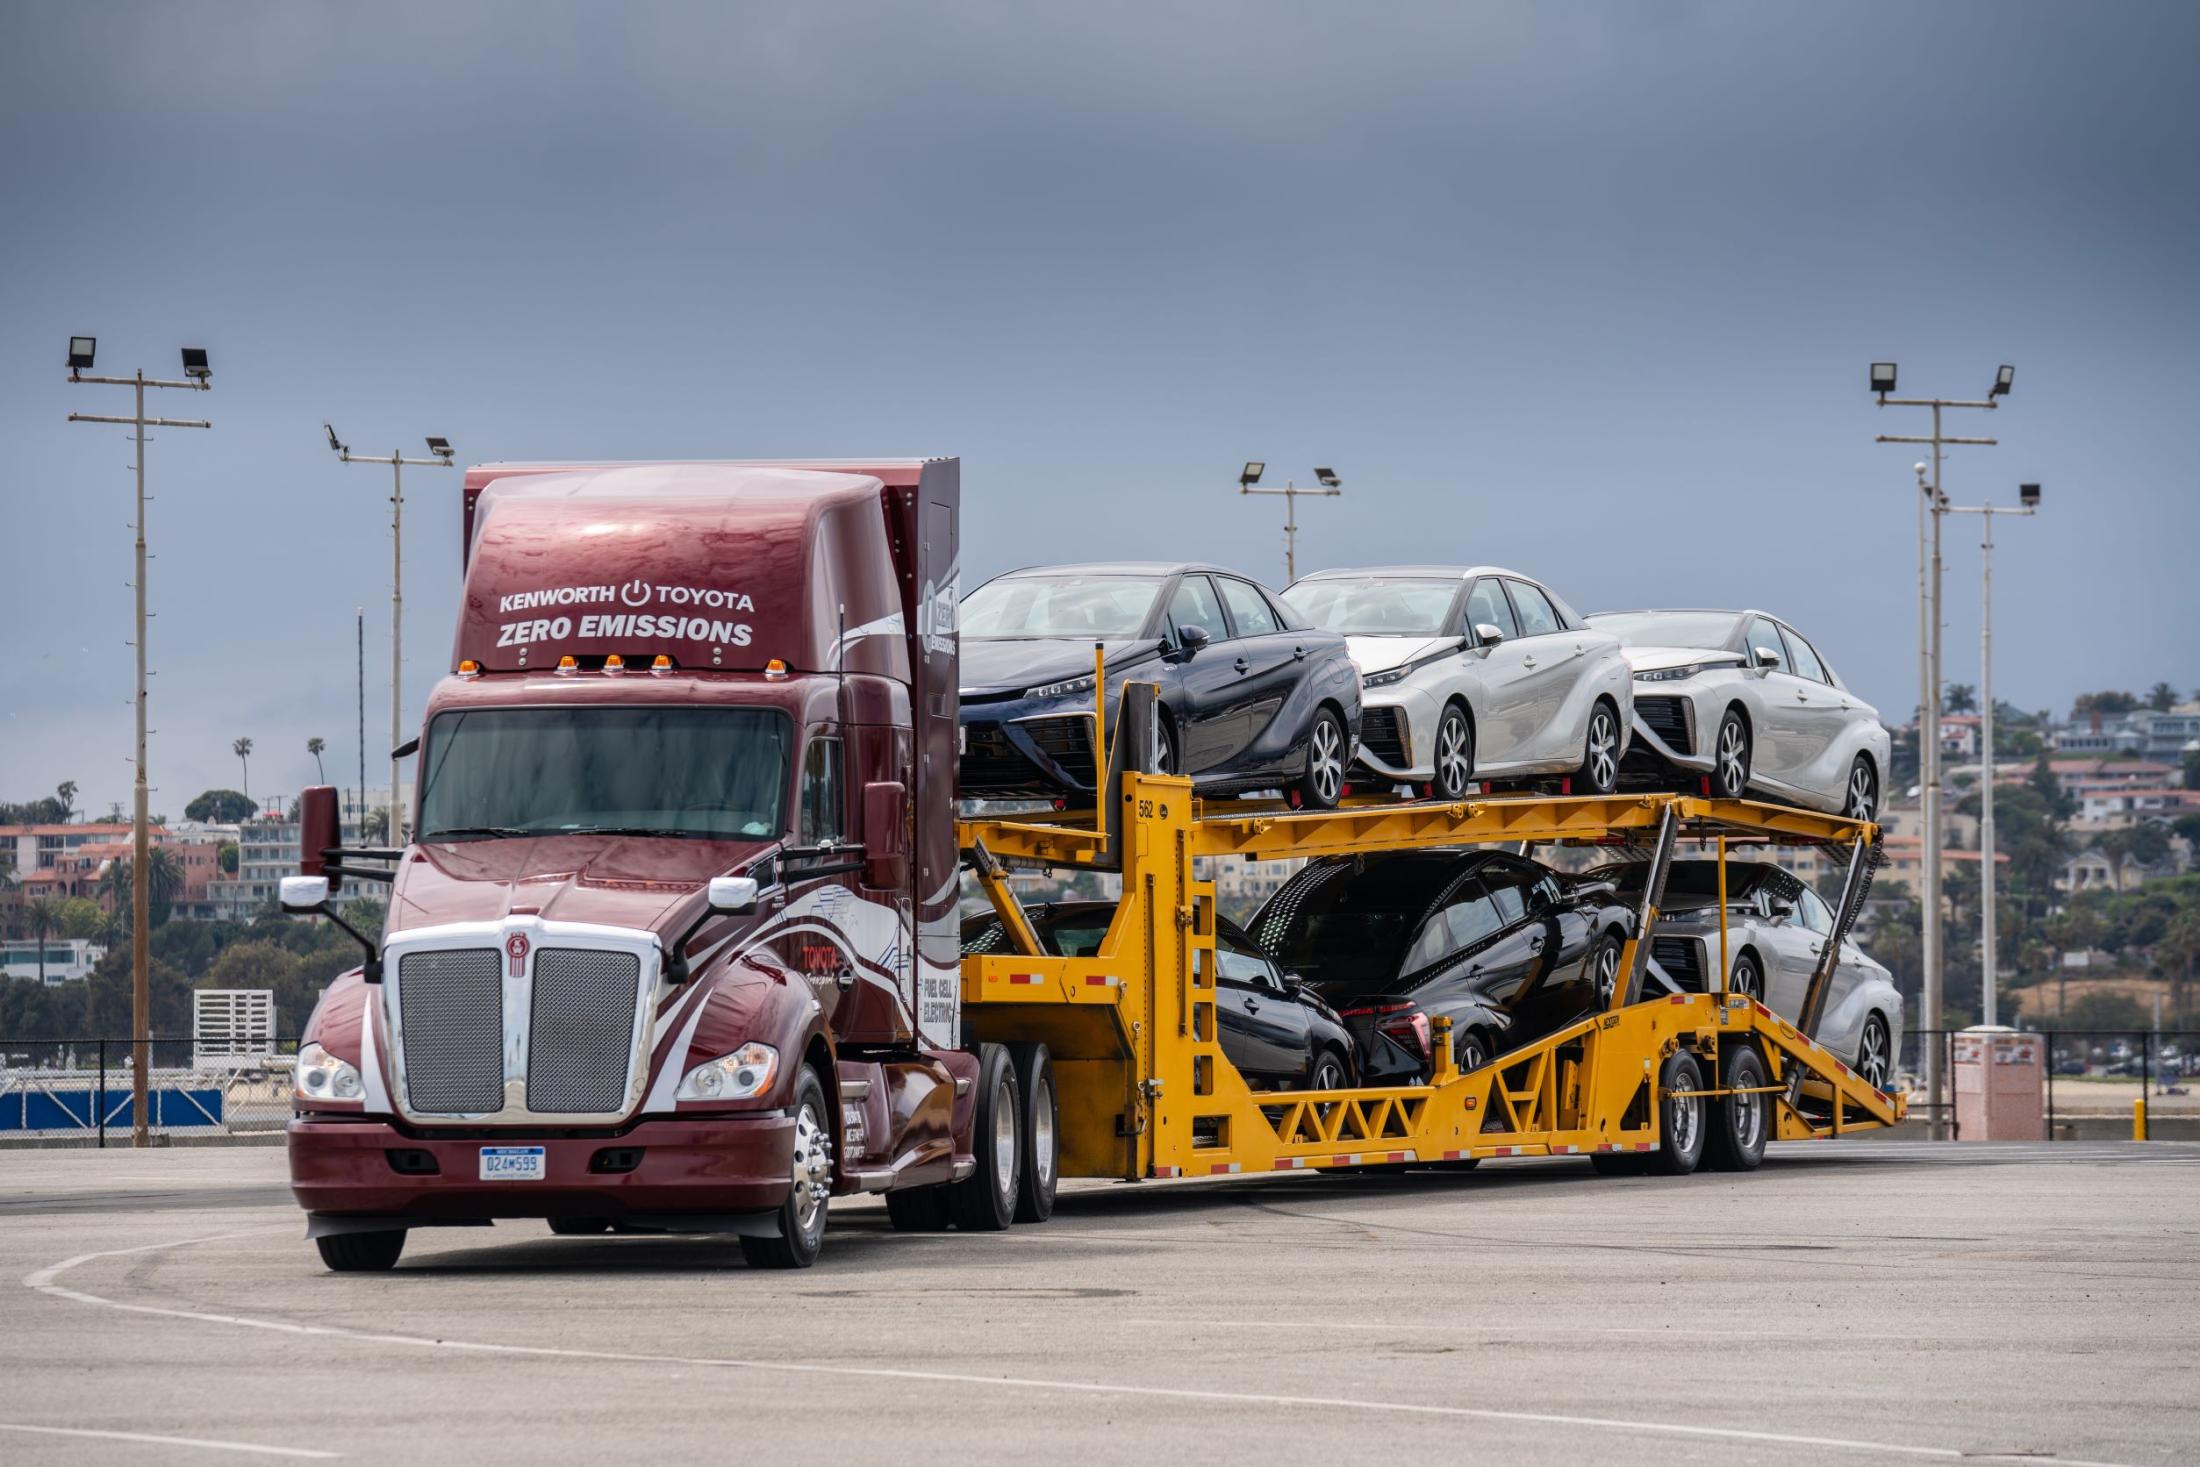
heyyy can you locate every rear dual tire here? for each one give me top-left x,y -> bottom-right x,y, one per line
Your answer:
1590,1050 -> 1708,1178
1700,1044 -> 1769,1173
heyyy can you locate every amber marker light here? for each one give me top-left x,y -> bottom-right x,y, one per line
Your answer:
555,655 -> 578,675
457,659 -> 480,678
764,658 -> 789,680
603,653 -> 626,675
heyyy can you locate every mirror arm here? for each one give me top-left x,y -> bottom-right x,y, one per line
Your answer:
311,902 -> 383,984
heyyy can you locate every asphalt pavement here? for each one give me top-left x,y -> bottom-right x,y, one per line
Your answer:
3,1140 -> 2196,1466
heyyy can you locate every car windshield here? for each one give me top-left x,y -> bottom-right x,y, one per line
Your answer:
1284,578 -> 1457,637
960,574 -> 1164,640
1259,860 -> 1459,993
1587,610 -> 1743,650
1595,862 -> 1794,906
418,706 -> 788,841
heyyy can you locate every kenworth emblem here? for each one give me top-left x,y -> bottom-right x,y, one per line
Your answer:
505,932 -> 531,977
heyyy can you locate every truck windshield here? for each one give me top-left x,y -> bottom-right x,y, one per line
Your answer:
1283,578 -> 1457,637
960,574 -> 1164,640
418,707 -> 789,841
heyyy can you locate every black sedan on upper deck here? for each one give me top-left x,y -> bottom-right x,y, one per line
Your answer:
956,563 -> 1362,808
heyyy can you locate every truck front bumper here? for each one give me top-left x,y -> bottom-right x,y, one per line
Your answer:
288,1112 -> 796,1225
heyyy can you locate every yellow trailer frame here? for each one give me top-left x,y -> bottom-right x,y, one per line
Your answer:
958,776 -> 1904,1182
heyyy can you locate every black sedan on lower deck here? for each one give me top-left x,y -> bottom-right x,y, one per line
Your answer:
961,901 -> 1358,1091
1248,850 -> 1634,1082
956,562 -> 1362,809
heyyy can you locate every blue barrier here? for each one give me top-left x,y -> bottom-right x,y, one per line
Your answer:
0,1080 -> 225,1132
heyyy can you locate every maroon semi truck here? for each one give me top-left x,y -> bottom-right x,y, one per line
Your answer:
283,458 -> 1056,1269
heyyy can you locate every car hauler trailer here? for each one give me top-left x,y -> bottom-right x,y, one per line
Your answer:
280,459 -> 1900,1272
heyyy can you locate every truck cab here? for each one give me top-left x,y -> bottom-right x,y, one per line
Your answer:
284,459 -> 1020,1270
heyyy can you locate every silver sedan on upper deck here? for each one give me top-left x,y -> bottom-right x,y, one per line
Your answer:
1585,608 -> 1890,821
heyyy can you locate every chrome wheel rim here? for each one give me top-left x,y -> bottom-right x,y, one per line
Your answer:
1033,1078 -> 1056,1188
1731,1076 -> 1762,1152
1859,1019 -> 1890,1092
1732,958 -> 1762,1001
1313,1055 -> 1343,1090
991,1077 -> 1018,1198
1460,1040 -> 1486,1071
1668,1081 -> 1701,1155
1310,717 -> 1343,803
1847,763 -> 1875,821
790,1099 -> 833,1240
1593,944 -> 1620,1007
1436,712 -> 1470,795
1587,708 -> 1618,792
1717,719 -> 1747,796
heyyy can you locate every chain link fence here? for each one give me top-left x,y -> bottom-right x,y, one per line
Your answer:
0,1036 -> 302,1147
1899,1028 -> 2200,1141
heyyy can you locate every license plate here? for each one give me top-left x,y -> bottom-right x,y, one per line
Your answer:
479,1146 -> 546,1181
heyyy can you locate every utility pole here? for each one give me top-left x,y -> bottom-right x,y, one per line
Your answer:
1237,462 -> 1341,584
356,607 -> 366,836
326,429 -> 455,844
1942,485 -> 2040,1027
1873,361 -> 2011,1138
64,338 -> 213,1147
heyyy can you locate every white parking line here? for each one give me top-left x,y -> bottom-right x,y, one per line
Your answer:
1123,1316 -> 1917,1342
22,1232 -> 2142,1467
0,1423 -> 338,1459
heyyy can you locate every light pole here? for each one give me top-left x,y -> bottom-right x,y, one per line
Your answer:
325,428 -> 456,844
1237,462 -> 1341,583
1873,361 -> 2010,1137
64,338 -> 213,1147
1941,482 -> 2040,1027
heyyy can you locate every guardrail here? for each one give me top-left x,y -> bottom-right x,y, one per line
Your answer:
0,1036 -> 303,1147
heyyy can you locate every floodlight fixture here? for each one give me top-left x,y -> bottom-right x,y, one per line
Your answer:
1990,364 -> 2014,398
67,336 -> 97,372
1239,461 -> 1265,487
1870,362 -> 1898,396
425,435 -> 453,460
1314,466 -> 1341,489
2019,482 -> 2041,507
180,347 -> 210,381
324,423 -> 347,455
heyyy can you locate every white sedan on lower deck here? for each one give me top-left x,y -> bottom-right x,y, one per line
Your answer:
1585,608 -> 1890,821
1283,566 -> 1633,798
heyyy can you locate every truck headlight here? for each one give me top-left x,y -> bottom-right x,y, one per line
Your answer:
1025,674 -> 1096,701
1635,664 -> 1703,683
295,1041 -> 364,1102
677,1042 -> 780,1101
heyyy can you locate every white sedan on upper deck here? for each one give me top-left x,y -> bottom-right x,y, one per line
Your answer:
1283,566 -> 1633,799
1584,608 -> 1890,821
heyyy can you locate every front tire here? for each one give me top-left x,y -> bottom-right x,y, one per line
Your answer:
1579,700 -> 1621,796
1650,1050 -> 1707,1176
950,1044 -> 1021,1232
548,1217 -> 610,1236
1297,707 -> 1347,810
1588,933 -> 1625,1011
1855,1013 -> 1892,1093
740,1066 -> 832,1269
1432,703 -> 1475,800
1711,710 -> 1751,800
1845,755 -> 1878,823
1729,951 -> 1765,1003
1009,1042 -> 1059,1224
316,1229 -> 406,1272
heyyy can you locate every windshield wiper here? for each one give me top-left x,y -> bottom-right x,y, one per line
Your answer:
553,825 -> 723,841
421,826 -> 536,842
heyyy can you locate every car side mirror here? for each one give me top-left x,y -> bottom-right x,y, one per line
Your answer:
1176,624 -> 1211,657
1752,646 -> 1781,673
862,780 -> 909,890
1474,622 -> 1505,649
1767,900 -> 1794,921
707,876 -> 760,916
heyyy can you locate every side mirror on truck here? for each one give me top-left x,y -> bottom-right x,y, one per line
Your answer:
299,784 -> 340,888
863,781 -> 909,890
707,876 -> 760,916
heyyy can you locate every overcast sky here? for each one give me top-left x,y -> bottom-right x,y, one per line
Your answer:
3,2 -> 2195,818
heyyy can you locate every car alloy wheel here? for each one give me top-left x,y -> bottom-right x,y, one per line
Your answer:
1304,711 -> 1345,807
1857,1015 -> 1891,1093
1308,1051 -> 1347,1091
1730,953 -> 1764,1002
1591,938 -> 1622,1009
1846,758 -> 1877,822
1584,704 -> 1619,794
1714,713 -> 1749,799
1434,706 -> 1473,799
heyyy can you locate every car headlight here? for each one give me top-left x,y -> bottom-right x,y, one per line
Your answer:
676,1042 -> 780,1102
1362,665 -> 1412,689
295,1040 -> 364,1103
1635,664 -> 1704,683
1025,674 -> 1097,701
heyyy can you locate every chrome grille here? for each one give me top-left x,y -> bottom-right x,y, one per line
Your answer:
527,948 -> 642,1113
397,949 -> 505,1114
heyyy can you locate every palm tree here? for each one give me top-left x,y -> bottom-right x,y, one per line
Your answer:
25,895 -> 64,984
1943,683 -> 1979,716
99,849 -> 185,924
2148,682 -> 2178,713
307,736 -> 327,785
55,781 -> 78,821
233,737 -> 254,812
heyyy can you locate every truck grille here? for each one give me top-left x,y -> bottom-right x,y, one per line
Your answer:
1637,696 -> 1692,755
397,949 -> 505,1114
1650,936 -> 1706,994
526,949 -> 642,1113
1359,707 -> 1409,768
